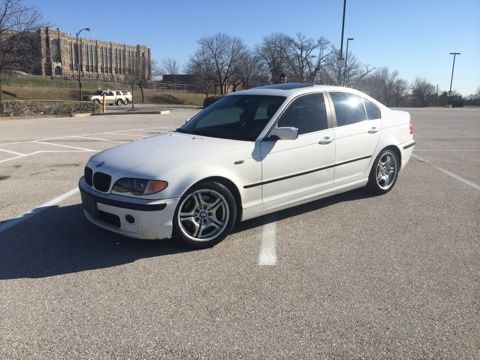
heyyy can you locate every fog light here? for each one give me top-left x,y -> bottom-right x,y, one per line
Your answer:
125,215 -> 135,224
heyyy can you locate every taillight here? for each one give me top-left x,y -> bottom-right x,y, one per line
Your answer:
409,121 -> 414,135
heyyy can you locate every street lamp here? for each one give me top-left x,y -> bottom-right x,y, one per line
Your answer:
76,27 -> 90,101
448,52 -> 460,105
344,37 -> 354,85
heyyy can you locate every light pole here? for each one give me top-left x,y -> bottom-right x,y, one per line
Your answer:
76,27 -> 90,101
337,0 -> 347,84
448,52 -> 460,105
344,37 -> 354,85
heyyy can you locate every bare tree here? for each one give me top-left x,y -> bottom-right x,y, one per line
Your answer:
150,59 -> 161,80
341,52 -> 374,87
284,33 -> 331,82
0,0 -> 41,100
124,53 -> 148,108
161,57 -> 180,75
230,51 -> 267,91
411,77 -> 436,107
186,33 -> 247,95
159,57 -> 181,83
355,68 -> 408,106
185,44 -> 216,96
256,33 -> 292,83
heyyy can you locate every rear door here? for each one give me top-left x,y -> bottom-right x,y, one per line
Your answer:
260,93 -> 335,205
328,92 -> 381,183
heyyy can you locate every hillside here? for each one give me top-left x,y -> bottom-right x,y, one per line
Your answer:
1,75 -> 205,106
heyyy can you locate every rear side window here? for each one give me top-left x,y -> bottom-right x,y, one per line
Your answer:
330,92 -> 367,126
363,98 -> 381,119
277,93 -> 328,135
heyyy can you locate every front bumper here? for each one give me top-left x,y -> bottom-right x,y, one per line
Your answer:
79,177 -> 178,240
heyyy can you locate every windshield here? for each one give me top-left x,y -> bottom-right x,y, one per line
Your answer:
178,95 -> 286,141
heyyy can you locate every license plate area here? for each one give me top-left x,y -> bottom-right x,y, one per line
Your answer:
81,191 -> 97,215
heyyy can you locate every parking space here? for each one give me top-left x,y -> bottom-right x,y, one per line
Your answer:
0,108 -> 479,358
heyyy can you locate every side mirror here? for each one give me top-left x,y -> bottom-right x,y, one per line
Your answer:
268,126 -> 298,141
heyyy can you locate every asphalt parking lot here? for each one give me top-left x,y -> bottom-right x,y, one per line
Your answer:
0,107 -> 479,359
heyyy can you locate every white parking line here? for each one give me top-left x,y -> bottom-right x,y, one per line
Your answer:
0,153 -> 30,164
258,218 -> 278,266
0,127 -> 170,165
0,188 -> 79,235
434,126 -> 477,138
72,135 -> 128,144
0,150 -> 84,164
412,154 -> 480,191
34,141 -> 96,152
0,141 -> 28,147
0,148 -> 25,156
102,132 -> 147,137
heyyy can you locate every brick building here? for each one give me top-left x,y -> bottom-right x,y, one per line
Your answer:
22,27 -> 151,81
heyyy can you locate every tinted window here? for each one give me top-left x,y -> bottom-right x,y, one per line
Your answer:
179,95 -> 285,141
277,93 -> 328,135
330,92 -> 367,126
363,98 -> 381,119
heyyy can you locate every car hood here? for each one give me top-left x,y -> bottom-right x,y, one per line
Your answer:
89,132 -> 251,177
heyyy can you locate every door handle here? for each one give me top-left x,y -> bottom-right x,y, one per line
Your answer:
318,136 -> 334,145
368,127 -> 379,134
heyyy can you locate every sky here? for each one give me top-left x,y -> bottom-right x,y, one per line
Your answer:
24,0 -> 480,96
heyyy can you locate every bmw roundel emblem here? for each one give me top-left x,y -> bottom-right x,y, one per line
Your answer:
96,161 -> 105,168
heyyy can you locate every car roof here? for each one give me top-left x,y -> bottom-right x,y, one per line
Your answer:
230,83 -> 387,109
233,83 -> 361,96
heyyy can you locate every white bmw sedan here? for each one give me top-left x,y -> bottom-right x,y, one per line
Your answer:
79,84 -> 415,247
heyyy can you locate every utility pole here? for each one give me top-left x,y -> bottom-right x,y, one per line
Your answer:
448,52 -> 460,106
337,0 -> 347,85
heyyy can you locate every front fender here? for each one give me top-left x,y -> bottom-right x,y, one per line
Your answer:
158,149 -> 262,210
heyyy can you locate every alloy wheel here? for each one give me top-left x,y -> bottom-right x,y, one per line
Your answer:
177,189 -> 230,242
376,152 -> 398,190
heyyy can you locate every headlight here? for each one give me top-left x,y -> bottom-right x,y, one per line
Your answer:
112,178 -> 168,195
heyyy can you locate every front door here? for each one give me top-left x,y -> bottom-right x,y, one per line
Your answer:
261,93 -> 335,205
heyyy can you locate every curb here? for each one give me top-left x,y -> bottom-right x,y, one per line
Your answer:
72,113 -> 92,117
91,111 -> 165,116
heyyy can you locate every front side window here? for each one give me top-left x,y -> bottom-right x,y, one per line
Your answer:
330,92 -> 367,126
277,93 -> 328,135
179,95 -> 285,141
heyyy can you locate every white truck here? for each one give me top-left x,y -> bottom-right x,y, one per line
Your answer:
83,90 -> 127,105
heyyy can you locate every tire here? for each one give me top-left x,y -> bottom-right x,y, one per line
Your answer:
94,99 -> 101,104
116,99 -> 124,106
173,181 -> 237,248
366,148 -> 399,195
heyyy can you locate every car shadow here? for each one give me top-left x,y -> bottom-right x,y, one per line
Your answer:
0,204 -> 193,280
0,188 -> 371,280
234,188 -> 371,231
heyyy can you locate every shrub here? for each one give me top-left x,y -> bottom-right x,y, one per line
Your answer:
203,96 -> 222,108
0,100 -> 96,117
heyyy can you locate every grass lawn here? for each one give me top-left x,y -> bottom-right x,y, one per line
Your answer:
1,75 -> 205,106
